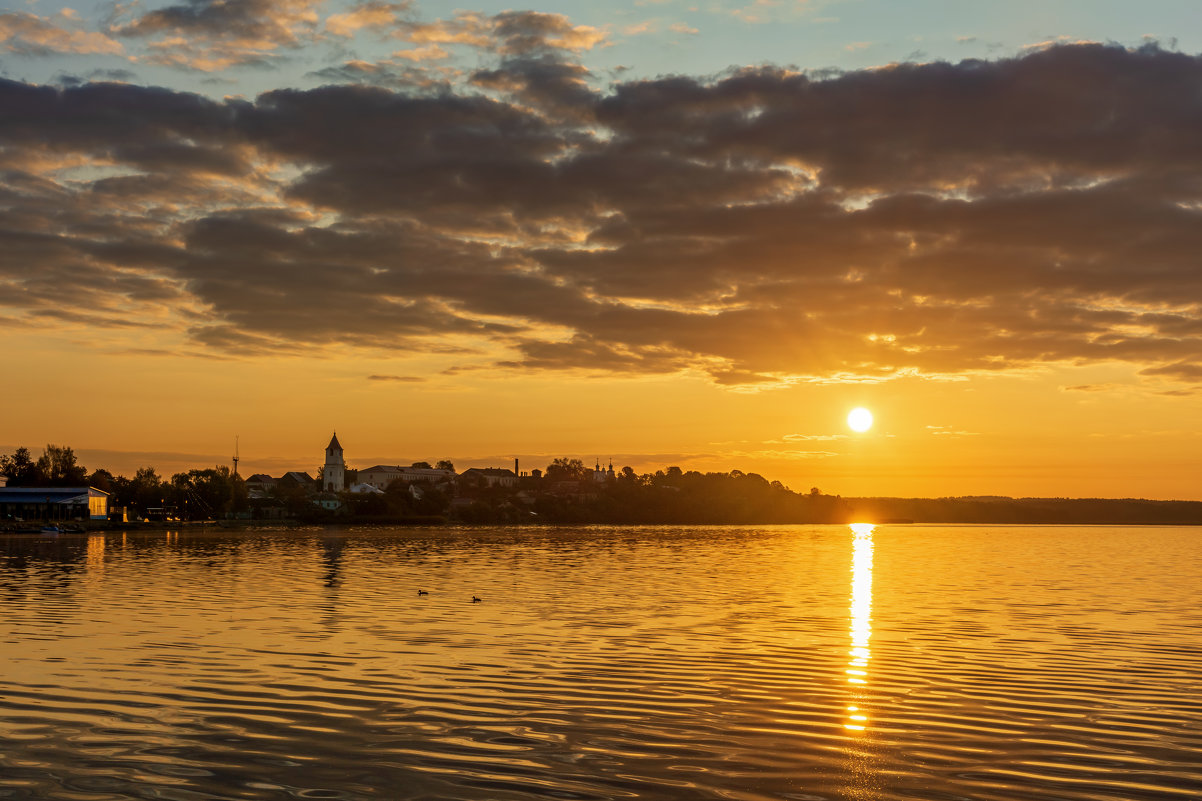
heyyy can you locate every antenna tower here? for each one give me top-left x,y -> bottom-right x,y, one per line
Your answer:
232,436 -> 240,478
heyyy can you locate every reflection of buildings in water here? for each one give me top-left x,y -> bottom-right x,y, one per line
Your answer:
319,536 -> 345,635
322,537 -> 344,589
86,534 -> 106,574
845,523 -> 874,732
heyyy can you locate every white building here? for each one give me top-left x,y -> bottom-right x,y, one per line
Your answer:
358,464 -> 455,490
321,432 -> 346,492
459,468 -> 518,488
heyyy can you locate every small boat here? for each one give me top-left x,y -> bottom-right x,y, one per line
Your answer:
40,525 -> 61,535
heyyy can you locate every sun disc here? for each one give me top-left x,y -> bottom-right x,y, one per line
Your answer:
847,407 -> 873,432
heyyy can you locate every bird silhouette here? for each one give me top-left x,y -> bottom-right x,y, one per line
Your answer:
417,589 -> 428,596
472,596 -> 482,603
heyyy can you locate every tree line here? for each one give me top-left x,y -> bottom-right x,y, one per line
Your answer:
4,445 -> 1202,525
1,445 -> 248,520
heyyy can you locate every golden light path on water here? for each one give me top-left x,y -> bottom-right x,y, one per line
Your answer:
846,523 -> 874,732
4,525 -> 1202,800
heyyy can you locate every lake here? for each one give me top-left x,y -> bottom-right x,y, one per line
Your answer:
1,524 -> 1200,800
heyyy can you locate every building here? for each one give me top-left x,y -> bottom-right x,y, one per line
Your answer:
320,433 -> 345,492
0,487 -> 109,521
358,464 -> 456,490
279,471 -> 315,489
314,492 -> 343,512
459,468 -> 518,489
244,474 -> 276,499
593,459 -> 616,483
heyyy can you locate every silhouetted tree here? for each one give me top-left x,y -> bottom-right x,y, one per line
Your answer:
130,466 -> 165,515
411,461 -> 432,469
0,447 -> 42,486
411,485 -> 448,516
171,466 -> 246,519
36,444 -> 87,486
436,459 -> 454,471
545,458 -> 587,481
88,468 -> 114,493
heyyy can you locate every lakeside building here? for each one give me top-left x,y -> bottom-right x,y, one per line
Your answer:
0,487 -> 109,521
321,433 -> 345,492
237,434 -> 618,516
459,468 -> 519,489
314,492 -> 342,512
245,473 -> 275,497
358,464 -> 456,490
593,460 -> 616,483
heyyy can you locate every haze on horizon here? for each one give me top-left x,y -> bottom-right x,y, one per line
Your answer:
2,1 -> 1201,500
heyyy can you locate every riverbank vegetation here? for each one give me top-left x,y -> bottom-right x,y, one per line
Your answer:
4,446 -> 1202,526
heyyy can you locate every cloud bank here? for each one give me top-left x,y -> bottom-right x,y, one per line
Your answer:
3,38 -> 1202,387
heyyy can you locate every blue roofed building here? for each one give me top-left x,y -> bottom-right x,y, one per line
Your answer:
0,487 -> 110,521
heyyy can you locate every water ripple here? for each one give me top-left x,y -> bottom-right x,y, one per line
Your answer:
2,525 -> 1201,800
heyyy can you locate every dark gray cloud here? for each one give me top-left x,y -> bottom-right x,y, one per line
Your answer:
307,60 -> 456,91
111,0 -> 321,70
2,43 -> 1202,385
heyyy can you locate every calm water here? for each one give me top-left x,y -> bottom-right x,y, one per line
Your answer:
1,524 -> 1200,801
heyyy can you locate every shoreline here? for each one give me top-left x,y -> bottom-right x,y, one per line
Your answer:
5,517 -> 1202,535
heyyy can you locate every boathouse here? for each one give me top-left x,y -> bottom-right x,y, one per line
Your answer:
0,487 -> 110,521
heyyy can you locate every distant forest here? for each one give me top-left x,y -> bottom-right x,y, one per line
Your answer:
3,446 -> 1202,526
528,468 -> 1202,526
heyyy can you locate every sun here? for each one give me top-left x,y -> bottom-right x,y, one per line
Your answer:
847,407 -> 874,432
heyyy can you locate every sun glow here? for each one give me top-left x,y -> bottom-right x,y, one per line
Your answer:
845,522 -> 874,731
847,407 -> 874,432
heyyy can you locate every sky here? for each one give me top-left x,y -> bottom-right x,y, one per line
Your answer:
2,0 -> 1202,499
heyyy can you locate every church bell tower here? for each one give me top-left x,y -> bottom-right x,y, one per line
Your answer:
321,432 -> 345,492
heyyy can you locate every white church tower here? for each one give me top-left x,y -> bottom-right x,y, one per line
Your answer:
321,432 -> 345,492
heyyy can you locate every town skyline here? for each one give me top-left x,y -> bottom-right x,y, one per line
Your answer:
4,2 -> 1202,500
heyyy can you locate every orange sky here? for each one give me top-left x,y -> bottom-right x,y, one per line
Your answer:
5,328 -> 1200,498
2,11 -> 1201,499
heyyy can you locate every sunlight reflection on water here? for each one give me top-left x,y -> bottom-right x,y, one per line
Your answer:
846,523 -> 874,731
2,524 -> 1201,801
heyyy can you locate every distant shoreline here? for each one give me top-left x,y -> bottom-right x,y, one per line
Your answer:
6,494 -> 1202,532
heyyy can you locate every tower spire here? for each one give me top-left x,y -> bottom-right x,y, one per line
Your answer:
232,436 -> 240,478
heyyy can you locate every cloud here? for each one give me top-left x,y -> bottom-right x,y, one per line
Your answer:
2,43 -> 1202,389
1062,383 -> 1121,393
1139,362 -> 1202,382
325,1 -> 410,38
925,426 -> 979,437
112,0 -> 323,70
720,448 -> 839,460
392,44 -> 449,62
781,433 -> 848,442
367,374 -> 425,381
399,10 -> 608,56
0,11 -> 124,55
306,58 -> 456,90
